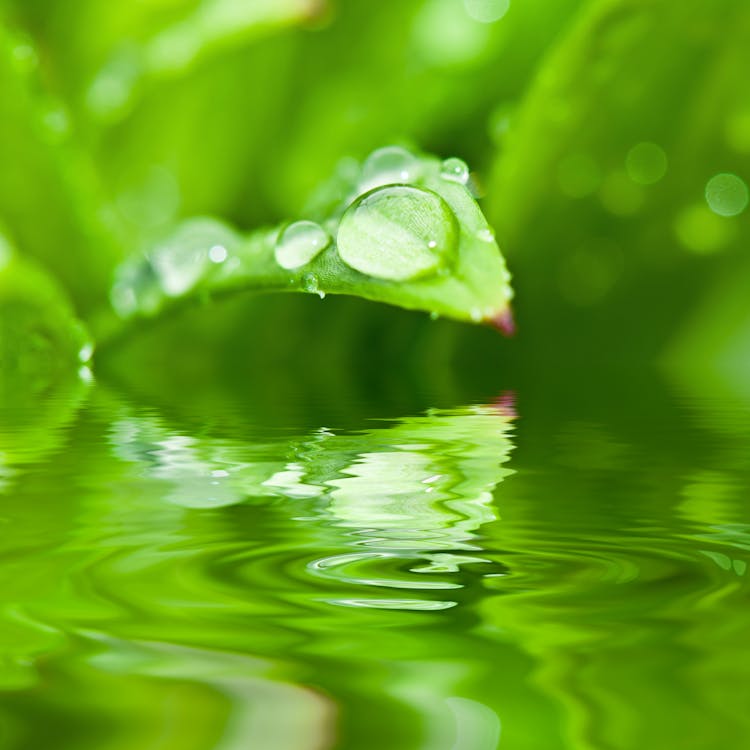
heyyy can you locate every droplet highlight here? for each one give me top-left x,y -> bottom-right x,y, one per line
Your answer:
337,185 -> 458,281
274,221 -> 331,270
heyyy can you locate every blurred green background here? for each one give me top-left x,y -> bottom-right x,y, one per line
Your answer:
1,0 -> 748,397
2,3 -> 750,749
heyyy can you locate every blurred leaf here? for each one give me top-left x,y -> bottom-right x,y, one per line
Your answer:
0,233 -> 90,386
0,21 -> 122,313
0,233 -> 90,493
486,0 -> 750,360
84,0 -> 321,120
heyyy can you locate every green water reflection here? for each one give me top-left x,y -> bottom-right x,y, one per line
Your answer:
1,373 -> 749,749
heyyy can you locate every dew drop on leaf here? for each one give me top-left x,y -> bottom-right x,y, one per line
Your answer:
336,185 -> 458,281
274,221 -> 331,270
440,157 -> 470,185
302,272 -> 323,297
150,219 -> 239,298
359,146 -> 420,192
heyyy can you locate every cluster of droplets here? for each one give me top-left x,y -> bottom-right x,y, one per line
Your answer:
270,148 -> 479,287
112,146 -> 504,321
269,147 -> 509,332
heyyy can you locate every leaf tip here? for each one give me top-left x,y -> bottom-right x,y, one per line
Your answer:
486,306 -> 516,337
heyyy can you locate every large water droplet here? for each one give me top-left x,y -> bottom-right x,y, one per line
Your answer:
150,219 -> 239,298
337,185 -> 458,281
440,157 -> 470,185
274,221 -> 331,270
360,146 -> 420,192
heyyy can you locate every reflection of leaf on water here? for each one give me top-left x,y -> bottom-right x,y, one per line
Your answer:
108,399 -> 515,609
0,238 -> 91,493
108,403 -> 514,536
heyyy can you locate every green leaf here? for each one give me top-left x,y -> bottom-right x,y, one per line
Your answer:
0,233 -> 91,385
108,146 -> 514,339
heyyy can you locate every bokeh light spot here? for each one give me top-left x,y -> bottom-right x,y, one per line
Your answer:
625,142 -> 668,185
705,173 -> 749,217
675,203 -> 733,254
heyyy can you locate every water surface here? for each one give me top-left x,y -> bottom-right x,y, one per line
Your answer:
1,370 -> 748,749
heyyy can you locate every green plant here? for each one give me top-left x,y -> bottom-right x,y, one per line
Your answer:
108,146 -> 513,344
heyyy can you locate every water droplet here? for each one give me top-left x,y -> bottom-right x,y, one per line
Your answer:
430,311 -> 440,320
302,272 -> 321,294
440,157 -> 470,185
625,142 -> 668,185
274,221 -> 330,270
360,146 -> 420,192
470,307 -> 482,322
705,173 -> 749,217
337,185 -> 458,281
208,245 -> 228,263
477,227 -> 495,242
151,219 -> 239,298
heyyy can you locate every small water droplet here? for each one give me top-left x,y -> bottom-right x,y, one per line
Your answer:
477,227 -> 495,242
470,307 -> 482,322
274,221 -> 330,270
337,185 -> 458,281
430,311 -> 440,320
302,273 -> 318,290
440,157 -> 470,185
360,146 -> 420,192
208,245 -> 228,263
